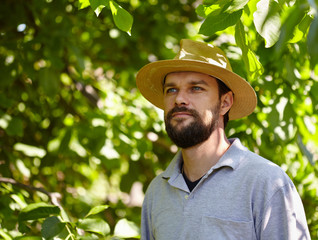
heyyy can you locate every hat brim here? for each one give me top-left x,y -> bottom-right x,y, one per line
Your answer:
136,59 -> 257,120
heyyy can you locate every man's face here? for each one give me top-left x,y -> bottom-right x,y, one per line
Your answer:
163,72 -> 222,148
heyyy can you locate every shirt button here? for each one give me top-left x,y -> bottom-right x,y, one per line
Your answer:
185,195 -> 189,200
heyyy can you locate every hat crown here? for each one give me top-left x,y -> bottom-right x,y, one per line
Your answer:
174,39 -> 232,71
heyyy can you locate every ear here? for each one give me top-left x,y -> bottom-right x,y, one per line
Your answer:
220,91 -> 233,116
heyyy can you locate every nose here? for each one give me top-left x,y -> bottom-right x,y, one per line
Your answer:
175,90 -> 189,106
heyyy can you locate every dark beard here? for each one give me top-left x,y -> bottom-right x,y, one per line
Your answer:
164,105 -> 219,149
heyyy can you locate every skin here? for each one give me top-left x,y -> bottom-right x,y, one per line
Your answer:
163,71 -> 234,181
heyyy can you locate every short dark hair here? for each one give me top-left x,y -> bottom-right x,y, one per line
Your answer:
216,78 -> 232,128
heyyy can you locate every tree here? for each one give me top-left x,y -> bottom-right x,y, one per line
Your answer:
0,0 -> 317,239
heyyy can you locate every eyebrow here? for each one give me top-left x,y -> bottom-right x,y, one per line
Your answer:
163,79 -> 209,88
163,82 -> 176,89
189,80 -> 209,86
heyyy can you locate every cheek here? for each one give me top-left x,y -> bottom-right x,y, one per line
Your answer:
163,97 -> 174,111
202,104 -> 220,122
201,110 -> 213,123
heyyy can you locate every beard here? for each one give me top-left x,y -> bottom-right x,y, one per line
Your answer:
164,104 -> 220,149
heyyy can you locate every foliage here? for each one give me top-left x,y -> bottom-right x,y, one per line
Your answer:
0,0 -> 317,239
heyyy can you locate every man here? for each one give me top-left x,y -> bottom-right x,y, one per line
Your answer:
136,39 -> 310,239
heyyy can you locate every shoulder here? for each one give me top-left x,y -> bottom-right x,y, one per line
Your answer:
143,173 -> 166,201
228,139 -> 295,197
237,148 -> 301,221
242,149 -> 292,185
229,139 -> 291,184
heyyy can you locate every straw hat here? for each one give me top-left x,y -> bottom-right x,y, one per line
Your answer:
136,39 -> 257,120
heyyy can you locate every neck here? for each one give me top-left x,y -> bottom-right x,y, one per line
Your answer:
181,127 -> 230,181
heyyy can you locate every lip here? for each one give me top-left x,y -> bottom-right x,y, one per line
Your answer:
172,112 -> 193,118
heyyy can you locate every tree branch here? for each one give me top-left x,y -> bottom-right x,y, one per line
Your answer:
0,177 -> 62,207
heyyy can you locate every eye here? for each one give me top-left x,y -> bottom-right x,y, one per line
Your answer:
165,88 -> 177,94
192,86 -> 203,91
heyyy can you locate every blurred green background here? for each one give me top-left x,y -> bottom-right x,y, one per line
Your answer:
0,0 -> 317,239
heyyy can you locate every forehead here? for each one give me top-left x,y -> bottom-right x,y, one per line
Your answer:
164,71 -> 217,86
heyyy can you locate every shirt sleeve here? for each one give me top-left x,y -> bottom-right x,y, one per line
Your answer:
257,183 -> 311,239
141,190 -> 155,240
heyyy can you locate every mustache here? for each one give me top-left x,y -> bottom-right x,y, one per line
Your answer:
166,106 -> 199,120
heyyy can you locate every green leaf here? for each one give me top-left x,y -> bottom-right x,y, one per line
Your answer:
41,216 -> 66,240
195,4 -> 222,18
78,218 -> 110,236
253,0 -> 281,47
298,14 -> 313,38
308,16 -> 318,68
109,0 -> 133,34
225,0 -> 249,13
19,203 -> 60,221
235,19 -> 248,53
199,9 -> 242,36
78,0 -> 90,9
235,20 -> 264,79
89,0 -> 109,17
85,205 -> 109,218
245,50 -> 263,79
0,229 -> 12,240
275,4 -> 308,52
195,4 -> 207,18
288,15 -> 312,43
18,221 -> 30,234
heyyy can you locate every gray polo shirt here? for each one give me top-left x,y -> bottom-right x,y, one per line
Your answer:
141,138 -> 310,240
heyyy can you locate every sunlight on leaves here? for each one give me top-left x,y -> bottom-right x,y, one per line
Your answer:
114,218 -> 140,238
14,143 -> 46,158
16,159 -> 31,178
100,139 -> 120,159
196,4 -> 221,18
78,0 -> 90,9
90,0 -> 110,17
226,0 -> 249,13
253,0 -> 281,47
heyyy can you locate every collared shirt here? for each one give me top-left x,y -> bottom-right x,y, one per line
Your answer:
141,138 -> 311,240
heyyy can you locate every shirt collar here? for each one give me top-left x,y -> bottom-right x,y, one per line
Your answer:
162,138 -> 249,180
162,152 -> 183,180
